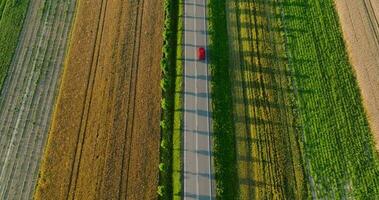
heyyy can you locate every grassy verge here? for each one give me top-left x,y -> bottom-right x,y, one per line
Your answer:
172,0 -> 183,198
158,0 -> 181,198
208,0 -> 238,198
0,0 -> 30,91
282,0 -> 379,198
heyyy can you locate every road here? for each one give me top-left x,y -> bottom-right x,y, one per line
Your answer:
183,0 -> 214,199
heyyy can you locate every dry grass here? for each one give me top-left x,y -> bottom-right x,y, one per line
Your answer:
34,0 -> 164,199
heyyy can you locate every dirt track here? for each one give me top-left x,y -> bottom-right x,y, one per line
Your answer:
0,0 -> 76,199
335,0 -> 379,150
35,0 -> 163,199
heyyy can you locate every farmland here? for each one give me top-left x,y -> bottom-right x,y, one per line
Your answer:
215,0 -> 379,198
34,0 -> 164,199
335,0 -> 379,151
226,0 -> 306,199
283,0 -> 379,197
0,0 -> 76,199
0,0 -> 378,198
0,0 -> 29,89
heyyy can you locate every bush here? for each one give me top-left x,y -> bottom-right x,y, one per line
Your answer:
158,0 -> 180,199
157,186 -> 165,197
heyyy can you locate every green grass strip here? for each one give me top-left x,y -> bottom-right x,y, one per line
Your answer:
282,0 -> 379,198
172,0 -> 183,198
0,0 -> 30,91
208,0 -> 239,199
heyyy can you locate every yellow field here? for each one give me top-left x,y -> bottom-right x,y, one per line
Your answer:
34,0 -> 164,199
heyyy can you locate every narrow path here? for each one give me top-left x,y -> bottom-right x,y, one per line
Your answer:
182,0 -> 214,199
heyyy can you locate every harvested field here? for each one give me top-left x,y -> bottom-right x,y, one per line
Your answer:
0,0 -> 76,199
335,0 -> 379,151
35,0 -> 164,199
226,0 -> 307,199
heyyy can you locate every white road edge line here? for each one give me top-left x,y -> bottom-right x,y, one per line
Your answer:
183,0 -> 187,197
194,0 -> 199,198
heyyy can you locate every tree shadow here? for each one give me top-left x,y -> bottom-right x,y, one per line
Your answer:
227,0 -> 312,198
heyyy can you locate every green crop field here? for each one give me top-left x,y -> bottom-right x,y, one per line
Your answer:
0,0 -> 29,91
210,0 -> 379,199
283,0 -> 379,198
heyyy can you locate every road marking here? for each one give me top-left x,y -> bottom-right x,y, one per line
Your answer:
183,0 -> 187,197
194,1 -> 200,199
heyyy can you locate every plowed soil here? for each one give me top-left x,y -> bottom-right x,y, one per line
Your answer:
34,0 -> 163,199
335,0 -> 379,150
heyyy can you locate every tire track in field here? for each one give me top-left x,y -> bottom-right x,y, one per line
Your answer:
124,0 -> 144,197
0,0 -> 76,198
66,0 -> 108,198
34,0 -> 163,198
118,0 -> 142,198
363,0 -> 379,48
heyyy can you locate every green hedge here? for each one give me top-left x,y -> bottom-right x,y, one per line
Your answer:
208,0 -> 238,199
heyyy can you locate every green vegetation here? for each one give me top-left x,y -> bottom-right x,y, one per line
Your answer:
208,0 -> 238,199
0,0 -> 30,90
212,0 -> 379,198
226,0 -> 308,198
158,0 -> 181,198
172,0 -> 184,198
0,0 -> 7,19
281,0 -> 379,198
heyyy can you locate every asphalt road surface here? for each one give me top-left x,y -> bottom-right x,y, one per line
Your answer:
183,0 -> 215,199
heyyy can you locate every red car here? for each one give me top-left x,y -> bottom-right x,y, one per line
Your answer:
197,47 -> 206,60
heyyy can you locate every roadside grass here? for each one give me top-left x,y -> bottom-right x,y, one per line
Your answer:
0,0 -> 30,91
281,0 -> 379,198
208,0 -> 239,199
172,0 -> 184,198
